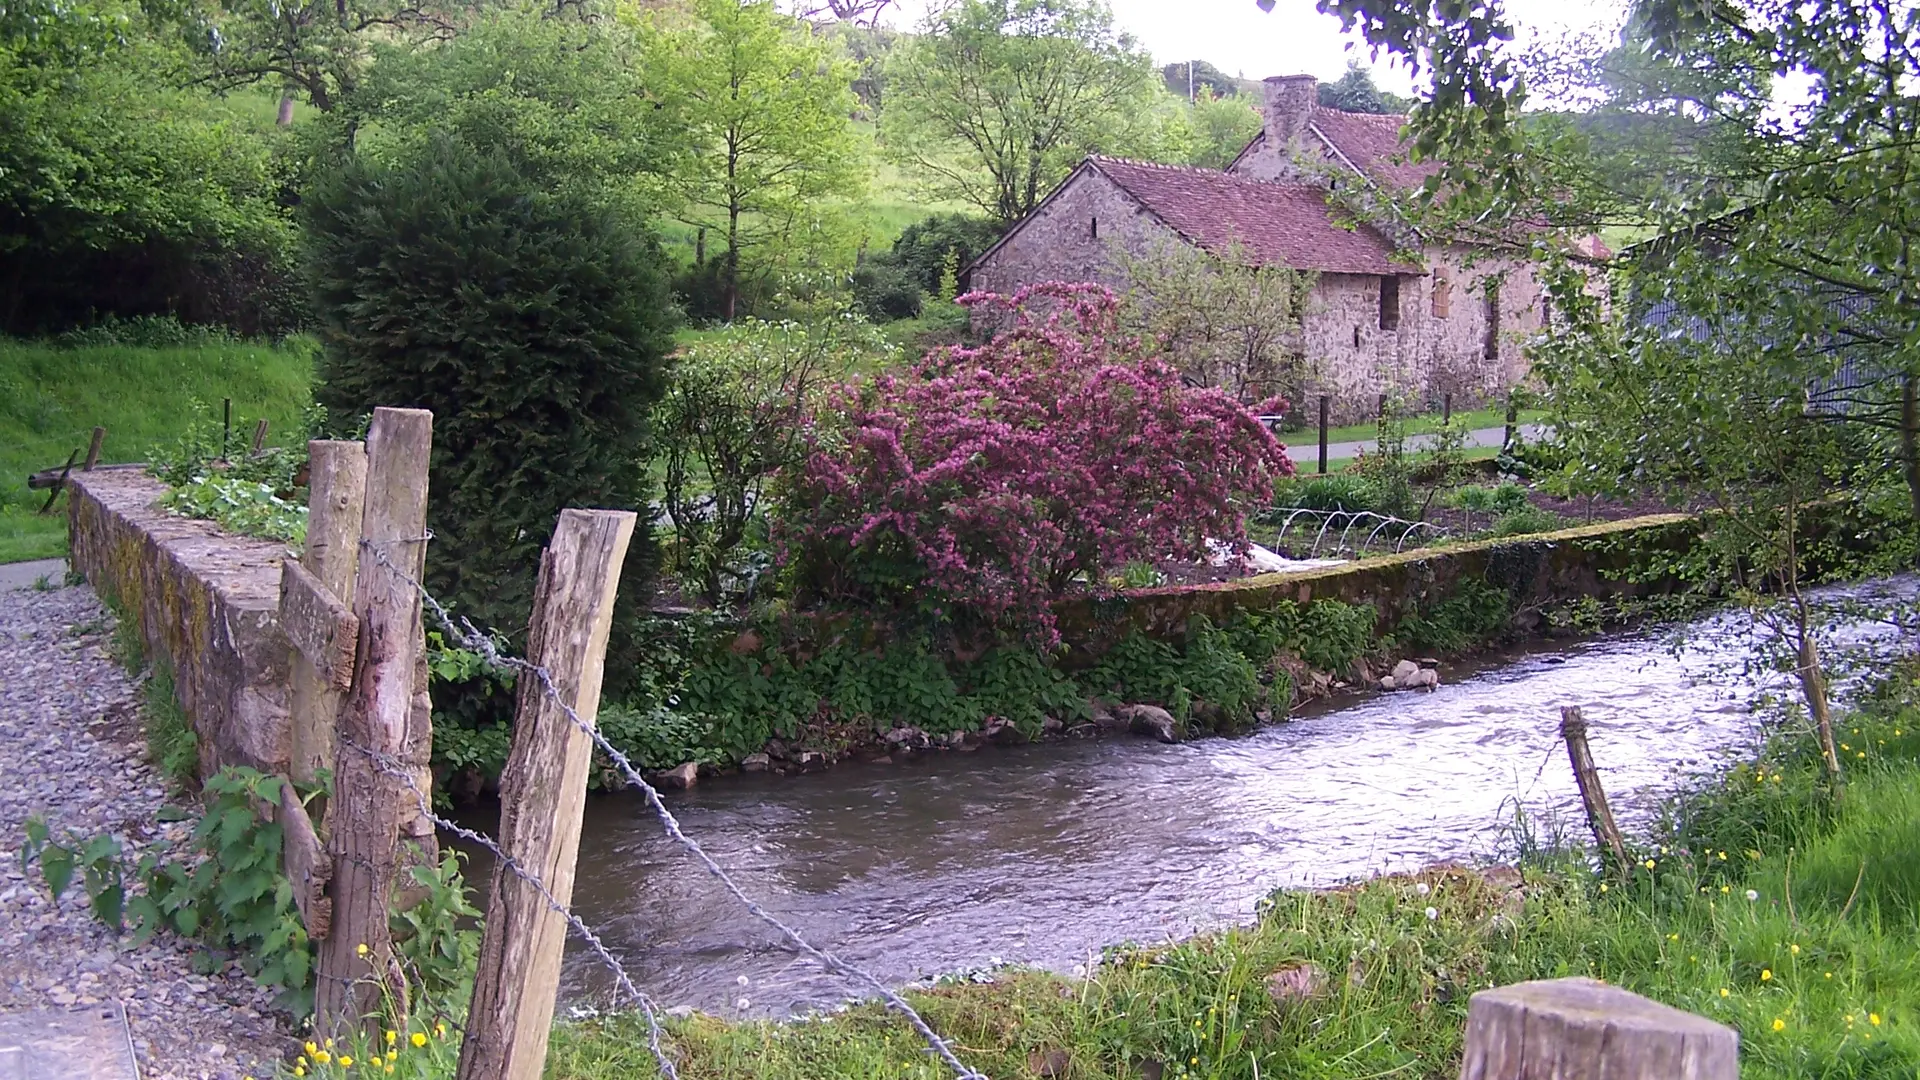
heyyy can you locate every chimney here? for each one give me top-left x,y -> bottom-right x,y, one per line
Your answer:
1262,74 -> 1319,150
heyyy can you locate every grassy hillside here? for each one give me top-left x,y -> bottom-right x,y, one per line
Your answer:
0,338 -> 315,563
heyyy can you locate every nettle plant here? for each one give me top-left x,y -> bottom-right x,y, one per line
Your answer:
778,282 -> 1294,643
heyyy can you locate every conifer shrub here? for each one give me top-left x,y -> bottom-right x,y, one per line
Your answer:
304,135 -> 677,657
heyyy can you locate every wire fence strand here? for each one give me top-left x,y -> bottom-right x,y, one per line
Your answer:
357,537 -> 987,1080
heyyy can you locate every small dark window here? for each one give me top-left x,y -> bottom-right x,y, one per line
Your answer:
1090,216 -> 1098,240
1379,275 -> 1401,331
1352,325 -> 1362,349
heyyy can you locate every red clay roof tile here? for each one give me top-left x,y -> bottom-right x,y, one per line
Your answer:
1088,157 -> 1420,276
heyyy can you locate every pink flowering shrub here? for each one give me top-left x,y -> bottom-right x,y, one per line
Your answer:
775,282 -> 1294,643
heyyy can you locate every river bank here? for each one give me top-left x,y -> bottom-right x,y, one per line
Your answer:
537,674 -> 1920,1079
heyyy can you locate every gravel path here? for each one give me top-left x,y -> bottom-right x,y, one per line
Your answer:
0,583 -> 293,1079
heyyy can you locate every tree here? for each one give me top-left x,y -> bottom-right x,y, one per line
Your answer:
1160,58 -> 1244,101
650,0 -> 863,321
657,311 -> 888,604
305,134 -> 677,645
1316,59 -> 1409,114
1185,91 -> 1262,170
182,0 -> 463,118
0,6 -> 296,333
887,213 -> 1005,296
1111,236 -> 1315,405
881,0 -> 1166,224
777,282 -> 1293,644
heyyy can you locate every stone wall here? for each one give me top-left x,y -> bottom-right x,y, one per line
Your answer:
67,468 -> 293,779
1056,513 -> 1697,656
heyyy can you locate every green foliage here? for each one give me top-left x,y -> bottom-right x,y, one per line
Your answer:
647,0 -> 864,321
20,816 -> 127,932
1081,620 -> 1264,730
1219,599 -> 1375,676
1183,90 -> 1262,171
389,846 -> 481,1006
848,260 -> 923,321
1315,59 -> 1411,114
1395,577 -> 1515,655
145,396 -> 305,490
160,476 -> 308,544
1267,473 -> 1387,515
1488,505 -> 1571,537
143,668 -> 200,791
54,315 -> 238,349
881,0 -> 1171,224
657,312 -> 888,604
883,212 -> 1005,298
306,133 -> 676,661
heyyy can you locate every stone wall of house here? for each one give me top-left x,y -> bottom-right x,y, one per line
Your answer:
67,468 -> 293,780
967,166 -> 1166,300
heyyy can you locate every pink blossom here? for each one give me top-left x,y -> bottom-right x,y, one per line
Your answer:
777,282 -> 1293,644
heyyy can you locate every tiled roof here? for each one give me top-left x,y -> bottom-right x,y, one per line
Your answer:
1088,157 -> 1419,276
1306,108 -> 1445,191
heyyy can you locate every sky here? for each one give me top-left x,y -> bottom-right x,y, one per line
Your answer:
881,0 -> 1630,98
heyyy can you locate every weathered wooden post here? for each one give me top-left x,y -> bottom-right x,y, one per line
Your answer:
82,427 -> 106,471
1443,393 -> 1453,425
1318,395 -> 1330,475
1503,393 -> 1520,452
251,418 -> 271,455
1561,706 -> 1628,873
458,509 -> 637,1080
314,407 -> 433,1033
289,441 -> 369,788
1460,977 -> 1738,1079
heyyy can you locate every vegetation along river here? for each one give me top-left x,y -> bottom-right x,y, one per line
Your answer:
462,575 -> 1917,1019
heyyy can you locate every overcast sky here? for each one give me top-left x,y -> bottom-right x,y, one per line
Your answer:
881,0 -> 1629,98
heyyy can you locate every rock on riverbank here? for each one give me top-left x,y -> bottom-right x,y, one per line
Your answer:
0,584 -> 290,1079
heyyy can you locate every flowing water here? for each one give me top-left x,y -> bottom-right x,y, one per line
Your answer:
462,576 -> 1916,1018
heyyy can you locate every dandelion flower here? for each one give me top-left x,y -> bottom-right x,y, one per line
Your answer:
1790,944 -> 1800,955
1825,972 -> 1833,979
313,1052 -> 331,1066
736,997 -> 751,1010
1718,851 -> 1728,861
1645,859 -> 1657,870
1746,889 -> 1760,901
1599,883 -> 1609,893
1668,932 -> 1679,941
386,1031 -> 397,1046
737,975 -> 751,986
1857,751 -> 1866,759
1772,1018 -> 1786,1032
1761,969 -> 1773,981
1425,906 -> 1439,920
1720,988 -> 1730,997
1721,885 -> 1730,894
339,1056 -> 353,1068
1871,1013 -> 1882,1026
1415,882 -> 1430,896
411,1033 -> 428,1049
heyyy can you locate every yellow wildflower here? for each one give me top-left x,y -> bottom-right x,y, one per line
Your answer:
306,1043 -> 319,1056
1667,932 -> 1679,941
1645,859 -> 1657,870
1871,1013 -> 1882,1026
313,1051 -> 331,1066
1790,944 -> 1800,955
411,1033 -> 428,1048
386,1030 -> 398,1046
1599,883 -> 1609,893
1718,851 -> 1728,861
340,1056 -> 353,1068
294,1071 -> 305,1079
1720,988 -> 1730,997
356,943 -> 368,957
1761,969 -> 1773,981
1721,885 -> 1730,894
1772,1018 -> 1786,1032
1825,972 -> 1833,979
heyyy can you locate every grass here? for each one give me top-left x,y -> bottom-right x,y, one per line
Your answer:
1276,406 -> 1548,450
537,682 -> 1920,1080
0,337 -> 315,563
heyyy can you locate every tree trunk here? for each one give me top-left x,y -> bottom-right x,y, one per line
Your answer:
1901,373 -> 1920,542
1795,625 -> 1841,784
277,91 -> 296,127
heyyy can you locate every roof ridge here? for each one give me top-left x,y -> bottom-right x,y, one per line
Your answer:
1311,105 -> 1410,125
1089,155 -> 1327,191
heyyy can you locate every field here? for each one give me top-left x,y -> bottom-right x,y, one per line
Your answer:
0,338 -> 315,563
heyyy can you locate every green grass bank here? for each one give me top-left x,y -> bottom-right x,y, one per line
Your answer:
530,680 -> 1920,1080
0,337 -> 315,562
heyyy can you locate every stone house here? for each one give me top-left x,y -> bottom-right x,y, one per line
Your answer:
966,73 -> 1560,420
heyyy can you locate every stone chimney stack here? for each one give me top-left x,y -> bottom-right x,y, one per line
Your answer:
1262,74 -> 1319,150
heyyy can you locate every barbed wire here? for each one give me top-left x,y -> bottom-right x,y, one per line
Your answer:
357,536 -> 988,1080
335,733 -> 680,1080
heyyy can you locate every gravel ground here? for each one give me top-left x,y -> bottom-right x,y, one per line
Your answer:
0,583 -> 294,1079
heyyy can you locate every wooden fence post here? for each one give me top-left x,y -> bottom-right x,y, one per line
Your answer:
314,408 -> 433,1034
1503,393 -> 1520,452
83,427 -> 106,471
1560,706 -> 1628,873
290,441 -> 368,789
1460,977 -> 1738,1079
457,509 -> 637,1080
251,418 -> 271,455
1317,395 -> 1330,475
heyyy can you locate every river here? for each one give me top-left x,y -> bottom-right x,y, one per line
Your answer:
461,575 -> 1916,1018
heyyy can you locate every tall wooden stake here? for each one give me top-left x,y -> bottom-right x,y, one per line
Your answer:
315,408 -> 433,1034
291,441 -> 368,789
1317,395 -> 1330,475
458,509 -> 637,1080
83,427 -> 106,471
1560,707 -> 1628,874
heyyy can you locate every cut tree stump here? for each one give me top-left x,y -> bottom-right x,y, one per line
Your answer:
1459,977 -> 1738,1080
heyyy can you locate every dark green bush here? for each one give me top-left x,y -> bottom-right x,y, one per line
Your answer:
305,134 -> 676,660
1396,578 -> 1514,654
889,213 -> 1004,296
849,260 -> 924,321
